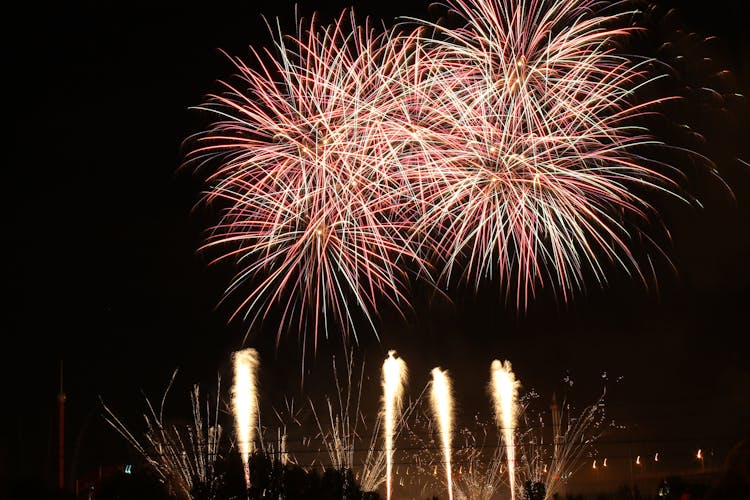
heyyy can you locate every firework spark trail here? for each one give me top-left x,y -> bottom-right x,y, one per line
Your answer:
451,415 -> 508,500
309,352 -> 364,472
304,349 -> 422,494
430,367 -> 455,500
232,348 -> 260,490
491,359 -> 520,500
381,350 -> 408,500
507,378 -> 614,498
543,384 -> 611,495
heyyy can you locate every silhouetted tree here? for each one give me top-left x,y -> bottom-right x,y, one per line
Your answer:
214,450 -> 247,497
183,450 -> 379,499
524,480 -> 546,500
283,463 -> 309,498
191,471 -> 223,500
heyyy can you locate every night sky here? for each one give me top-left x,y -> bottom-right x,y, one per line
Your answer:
5,0 -> 750,496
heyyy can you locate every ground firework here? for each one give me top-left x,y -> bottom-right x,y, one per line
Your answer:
513,381 -> 615,499
101,371 -> 224,499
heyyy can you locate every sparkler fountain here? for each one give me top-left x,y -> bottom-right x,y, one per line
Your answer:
382,350 -> 408,500
232,348 -> 260,492
430,367 -> 455,500
491,359 -> 520,500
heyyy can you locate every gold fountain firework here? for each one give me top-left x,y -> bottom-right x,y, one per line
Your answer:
430,367 -> 455,500
491,359 -> 520,500
382,350 -> 408,500
232,348 -> 260,490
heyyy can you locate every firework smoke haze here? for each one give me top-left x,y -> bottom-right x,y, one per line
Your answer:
382,350 -> 408,500
491,359 -> 520,500
430,367 -> 455,500
232,348 -> 260,490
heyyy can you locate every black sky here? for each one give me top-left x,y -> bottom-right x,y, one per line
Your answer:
5,0 -> 750,494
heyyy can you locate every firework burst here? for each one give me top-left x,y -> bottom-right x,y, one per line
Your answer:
186,0 -> 720,349
404,0 -> 693,307
185,11 -> 430,350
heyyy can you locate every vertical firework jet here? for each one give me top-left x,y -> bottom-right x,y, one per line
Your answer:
430,367 -> 455,500
232,348 -> 260,490
382,350 -> 408,500
491,359 -> 520,500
